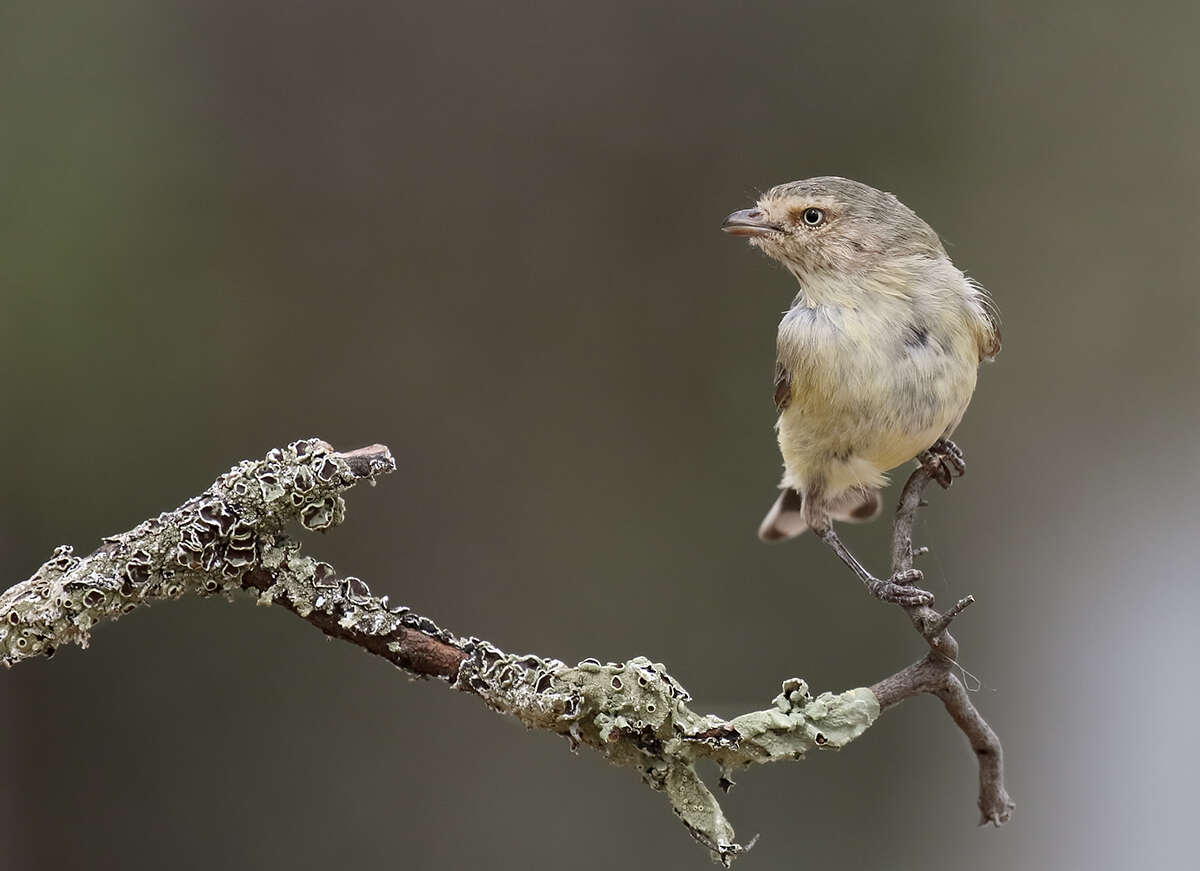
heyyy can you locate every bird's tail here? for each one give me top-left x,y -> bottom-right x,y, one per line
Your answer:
757,487 -> 882,542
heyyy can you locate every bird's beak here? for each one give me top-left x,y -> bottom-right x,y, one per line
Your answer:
721,208 -> 781,238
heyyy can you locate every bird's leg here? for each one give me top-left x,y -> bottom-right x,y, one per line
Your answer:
815,527 -> 935,607
918,438 -> 966,489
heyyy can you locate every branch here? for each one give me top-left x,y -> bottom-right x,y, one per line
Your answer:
867,461 -> 1014,826
0,438 -> 1009,862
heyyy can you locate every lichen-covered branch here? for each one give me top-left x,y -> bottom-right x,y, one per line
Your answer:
0,438 -> 1008,863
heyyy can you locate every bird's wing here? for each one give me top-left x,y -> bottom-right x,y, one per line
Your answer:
773,360 -> 792,413
966,278 -> 1002,361
978,307 -> 1002,361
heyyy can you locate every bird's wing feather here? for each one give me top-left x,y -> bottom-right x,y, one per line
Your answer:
965,277 -> 1002,361
773,360 -> 792,413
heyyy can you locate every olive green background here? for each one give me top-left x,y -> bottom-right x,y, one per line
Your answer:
2,2 -> 1198,869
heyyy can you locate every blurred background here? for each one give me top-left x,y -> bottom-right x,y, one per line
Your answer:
2,1 -> 1198,868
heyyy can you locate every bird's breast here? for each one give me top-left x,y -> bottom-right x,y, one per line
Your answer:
774,299 -> 978,492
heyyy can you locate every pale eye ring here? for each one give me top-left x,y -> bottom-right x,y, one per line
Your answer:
801,207 -> 825,227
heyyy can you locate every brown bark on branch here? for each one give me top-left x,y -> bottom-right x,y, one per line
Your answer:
0,438 -> 1011,862
868,462 -> 1014,826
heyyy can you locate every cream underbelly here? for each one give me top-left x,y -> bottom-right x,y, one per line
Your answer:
775,399 -> 966,496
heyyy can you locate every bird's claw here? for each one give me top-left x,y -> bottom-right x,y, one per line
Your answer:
918,438 -> 966,489
869,569 -> 935,607
893,568 -> 924,585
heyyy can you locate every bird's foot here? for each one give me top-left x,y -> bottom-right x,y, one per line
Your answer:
868,568 -> 935,607
918,438 -> 965,489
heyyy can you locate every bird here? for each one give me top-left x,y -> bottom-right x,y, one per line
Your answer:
722,177 -> 999,605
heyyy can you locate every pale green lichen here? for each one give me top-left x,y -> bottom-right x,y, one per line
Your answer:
720,680 -> 880,766
665,764 -> 737,857
458,654 -> 879,864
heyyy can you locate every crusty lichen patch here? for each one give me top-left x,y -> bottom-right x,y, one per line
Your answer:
0,438 -> 392,666
454,653 -> 879,864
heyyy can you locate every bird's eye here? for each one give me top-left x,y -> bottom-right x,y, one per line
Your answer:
802,207 -> 825,227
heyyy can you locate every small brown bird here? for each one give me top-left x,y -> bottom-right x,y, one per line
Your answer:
723,177 -> 999,604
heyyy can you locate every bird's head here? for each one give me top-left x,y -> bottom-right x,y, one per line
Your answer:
722,177 -> 944,283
